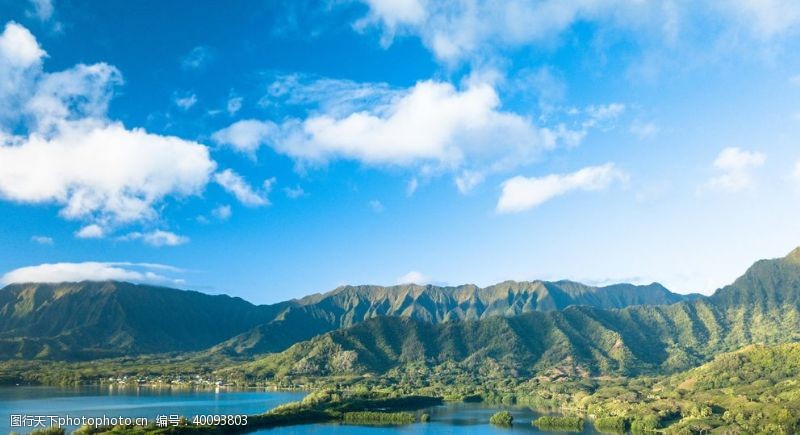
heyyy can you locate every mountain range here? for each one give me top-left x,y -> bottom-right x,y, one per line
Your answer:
0,274 -> 696,360
231,248 -> 800,379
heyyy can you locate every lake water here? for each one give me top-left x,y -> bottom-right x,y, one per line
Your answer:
0,387 -> 599,434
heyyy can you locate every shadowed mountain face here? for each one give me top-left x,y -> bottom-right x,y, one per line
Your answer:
0,281 -> 286,360
0,278 -> 693,360
235,249 -> 800,379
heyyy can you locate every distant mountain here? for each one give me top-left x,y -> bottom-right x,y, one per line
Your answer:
211,280 -> 695,355
234,248 -> 800,379
0,277 -> 693,360
0,281 -> 286,359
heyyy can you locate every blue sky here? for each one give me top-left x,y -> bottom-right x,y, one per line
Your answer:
1,0 -> 800,303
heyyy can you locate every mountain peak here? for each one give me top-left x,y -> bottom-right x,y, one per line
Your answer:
785,246 -> 800,264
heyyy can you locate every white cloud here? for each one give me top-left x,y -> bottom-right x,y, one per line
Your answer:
227,96 -> 243,115
0,22 -> 46,127
212,204 -> 232,220
1,261 -> 184,285
181,46 -> 212,70
28,0 -> 54,21
214,169 -> 270,206
31,235 -> 53,245
261,73 -> 399,117
174,92 -> 197,110
395,270 -> 431,285
585,103 -> 625,122
720,0 -> 800,39
405,177 -> 418,196
119,230 -> 189,247
793,160 -> 800,181
630,120 -> 659,139
455,170 -> 485,194
75,224 -> 105,239
0,120 -> 215,226
497,163 -> 627,213
356,1 -> 800,64
263,177 -> 276,192
0,22 -> 46,67
212,119 -> 275,155
218,80 -> 575,173
0,22 -> 217,235
704,147 -> 766,192
368,199 -> 385,212
284,185 -> 306,199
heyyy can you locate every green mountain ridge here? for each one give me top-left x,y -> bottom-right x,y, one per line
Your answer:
0,281 -> 287,359
198,280 -> 696,356
0,276 -> 695,360
232,248 -> 800,380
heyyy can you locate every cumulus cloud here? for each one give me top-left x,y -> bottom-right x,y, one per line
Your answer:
216,80 -> 578,175
0,22 -> 217,237
497,163 -> 627,213
0,120 -> 215,225
1,261 -> 184,285
214,169 -> 270,206
703,147 -> 766,192
212,119 -> 276,155
395,270 -> 431,285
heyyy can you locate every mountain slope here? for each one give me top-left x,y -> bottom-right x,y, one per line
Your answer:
0,278 -> 694,360
0,281 -> 286,359
213,280 -> 693,355
234,248 -> 800,379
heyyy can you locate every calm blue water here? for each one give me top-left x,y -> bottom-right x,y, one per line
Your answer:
0,386 -> 304,434
0,387 -> 599,434
258,403 -> 600,434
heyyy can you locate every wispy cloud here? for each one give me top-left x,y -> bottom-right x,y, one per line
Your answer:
31,235 -> 54,245
497,163 -> 627,213
181,46 -> 212,70
396,270 -> 431,285
212,204 -> 232,220
284,185 -> 306,199
118,230 -> 189,247
27,0 -> 54,21
702,147 -> 766,192
368,199 -> 385,213
174,92 -> 198,110
354,0 -> 800,64
214,169 -> 271,206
